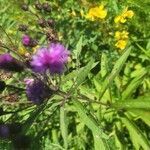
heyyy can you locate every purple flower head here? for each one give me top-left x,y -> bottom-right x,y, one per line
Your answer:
0,53 -> 24,72
22,35 -> 30,46
0,123 -> 22,139
0,124 -> 10,139
22,35 -> 38,47
26,79 -> 52,105
31,42 -> 70,74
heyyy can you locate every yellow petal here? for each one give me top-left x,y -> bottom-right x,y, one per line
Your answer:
114,16 -> 121,23
115,40 -> 127,50
115,31 -> 121,40
98,5 -> 104,10
126,10 -> 134,18
122,31 -> 129,39
120,16 -> 127,23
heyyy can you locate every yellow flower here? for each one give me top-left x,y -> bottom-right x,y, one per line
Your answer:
18,47 -> 27,55
115,31 -> 129,40
114,8 -> 134,23
125,10 -> 134,18
86,5 -> 107,21
115,40 -> 128,50
114,15 -> 126,23
121,31 -> 129,39
115,31 -> 121,40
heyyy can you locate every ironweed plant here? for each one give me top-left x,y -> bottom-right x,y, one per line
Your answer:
0,0 -> 150,149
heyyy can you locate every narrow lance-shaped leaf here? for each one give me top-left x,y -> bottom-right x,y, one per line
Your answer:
70,58 -> 96,93
112,96 -> 150,110
99,47 -> 131,100
74,36 -> 83,59
121,113 -> 150,149
60,106 -> 68,149
122,69 -> 147,100
73,100 -> 109,150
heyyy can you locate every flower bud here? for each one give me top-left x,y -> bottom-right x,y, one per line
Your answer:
26,80 -> 53,105
22,35 -> 30,46
22,35 -> 38,48
0,80 -> 6,92
42,2 -> 51,12
21,3 -> 28,11
47,19 -> 55,27
18,24 -> 28,32
0,123 -> 22,139
38,18 -> 47,28
35,2 -> 42,10
0,54 -> 24,72
29,39 -> 38,48
0,124 -> 10,139
46,31 -> 58,42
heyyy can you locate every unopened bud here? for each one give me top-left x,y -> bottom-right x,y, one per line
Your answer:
35,2 -> 42,10
42,2 -> 51,12
47,19 -> 55,27
38,18 -> 47,28
29,39 -> 38,47
21,3 -> 28,11
18,24 -> 28,32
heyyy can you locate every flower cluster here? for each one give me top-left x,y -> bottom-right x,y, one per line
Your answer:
0,1 -> 70,107
115,31 -> 129,50
0,42 -> 69,105
86,5 -> 107,21
114,8 -> 134,24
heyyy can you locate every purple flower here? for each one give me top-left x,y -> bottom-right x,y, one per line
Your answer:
22,35 -> 30,46
26,80 -> 52,105
0,123 -> 22,139
31,43 -> 70,74
22,35 -> 38,47
0,124 -> 10,139
0,53 -> 24,72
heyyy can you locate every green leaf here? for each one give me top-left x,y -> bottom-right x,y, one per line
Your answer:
74,36 -> 83,59
60,106 -> 68,149
122,69 -> 147,100
121,114 -> 150,149
73,100 -> 109,150
100,52 -> 108,77
129,109 -> 150,125
99,47 -> 132,100
22,103 -> 46,134
62,59 -> 97,92
74,58 -> 95,88
112,96 -> 150,110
